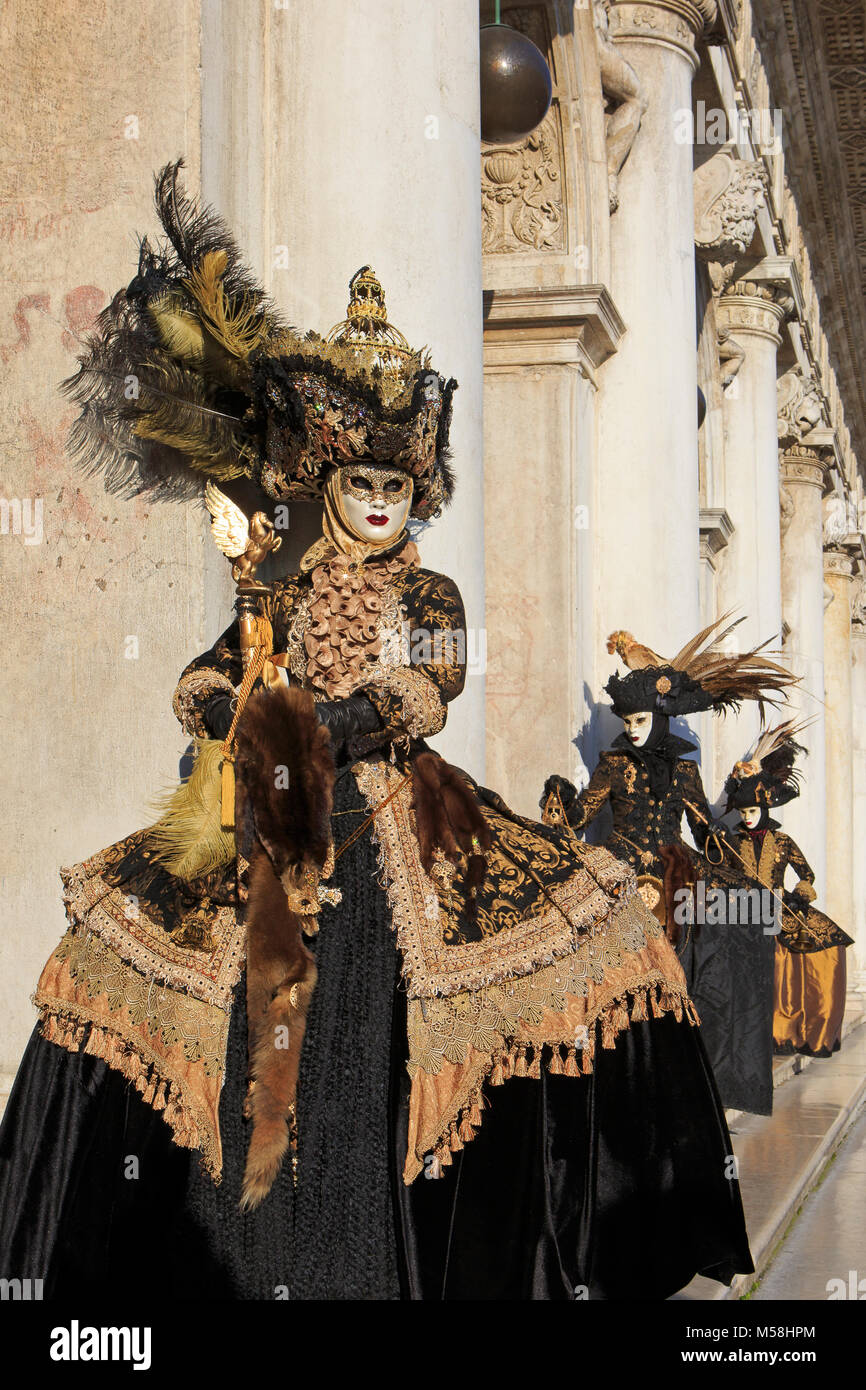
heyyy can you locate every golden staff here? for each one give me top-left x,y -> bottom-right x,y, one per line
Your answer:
683,798 -> 810,933
203,483 -> 283,828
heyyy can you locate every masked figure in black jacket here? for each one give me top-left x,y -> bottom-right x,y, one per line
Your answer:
542,621 -> 797,1116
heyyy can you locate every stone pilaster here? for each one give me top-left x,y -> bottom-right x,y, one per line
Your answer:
778,446 -> 830,888
851,597 -> 866,990
823,545 -> 857,957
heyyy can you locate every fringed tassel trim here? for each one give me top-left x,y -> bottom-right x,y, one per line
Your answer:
421,980 -> 695,1177
38,1008 -> 220,1180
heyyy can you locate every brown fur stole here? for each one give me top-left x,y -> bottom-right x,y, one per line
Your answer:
658,843 -> 695,948
412,751 -> 492,919
233,684 -> 335,1209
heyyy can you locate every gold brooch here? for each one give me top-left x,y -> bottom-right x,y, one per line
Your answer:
655,675 -> 672,694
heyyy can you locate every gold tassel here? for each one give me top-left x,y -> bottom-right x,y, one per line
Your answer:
449,1124 -> 463,1154
490,1056 -> 505,1086
514,1045 -> 528,1078
469,1094 -> 484,1125
564,1046 -> 580,1077
221,753 -> 236,830
502,1046 -> 516,1081
580,1040 -> 594,1074
630,988 -> 648,1022
438,1144 -> 453,1169
528,1048 -> 541,1079
458,1115 -> 475,1143
548,1045 -> 564,1075
650,984 -> 665,1018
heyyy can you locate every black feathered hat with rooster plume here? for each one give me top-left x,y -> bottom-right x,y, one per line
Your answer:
62,160 -> 457,521
724,720 -> 810,811
604,614 -> 798,719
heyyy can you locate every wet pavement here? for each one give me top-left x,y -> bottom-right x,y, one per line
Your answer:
752,1106 -> 866,1300
677,1004 -> 866,1300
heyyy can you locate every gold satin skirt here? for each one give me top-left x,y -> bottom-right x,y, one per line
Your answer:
773,942 -> 847,1057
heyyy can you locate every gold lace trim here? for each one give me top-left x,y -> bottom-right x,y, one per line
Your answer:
404,960 -> 699,1182
38,1009 -> 222,1176
60,849 -> 244,1009
35,925 -> 233,1179
365,665 -> 446,739
172,667 -> 236,738
353,759 -> 638,998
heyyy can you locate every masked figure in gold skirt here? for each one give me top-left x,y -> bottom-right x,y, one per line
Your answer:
721,724 -> 852,1058
0,164 -> 753,1300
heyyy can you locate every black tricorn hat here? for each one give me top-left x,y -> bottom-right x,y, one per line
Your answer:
606,666 -> 718,717
605,615 -> 797,721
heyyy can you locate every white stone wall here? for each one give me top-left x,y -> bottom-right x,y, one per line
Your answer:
0,0 -> 205,1086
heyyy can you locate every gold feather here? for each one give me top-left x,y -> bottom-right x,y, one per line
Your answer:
182,250 -> 271,361
146,739 -> 236,880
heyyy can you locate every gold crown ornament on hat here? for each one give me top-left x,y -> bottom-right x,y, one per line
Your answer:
62,160 -> 458,522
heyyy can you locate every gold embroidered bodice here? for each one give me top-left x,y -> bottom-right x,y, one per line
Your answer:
172,549 -> 467,752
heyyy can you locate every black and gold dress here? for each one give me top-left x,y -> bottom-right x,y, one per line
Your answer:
724,822 -> 852,1058
0,539 -> 754,1300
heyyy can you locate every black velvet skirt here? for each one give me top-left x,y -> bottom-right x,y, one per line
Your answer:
0,772 -> 753,1300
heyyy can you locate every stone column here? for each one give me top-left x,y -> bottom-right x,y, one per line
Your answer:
594,1 -> 717,682
201,0 -> 485,776
778,446 -> 829,888
713,280 -> 785,782
823,546 -> 857,951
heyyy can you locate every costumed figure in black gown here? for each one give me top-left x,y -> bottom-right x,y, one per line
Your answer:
720,723 -> 853,1059
0,163 -> 753,1301
541,620 -> 797,1116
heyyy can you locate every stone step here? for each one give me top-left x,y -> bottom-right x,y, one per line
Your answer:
675,998 -> 866,1300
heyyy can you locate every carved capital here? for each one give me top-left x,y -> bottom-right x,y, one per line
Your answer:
716,279 -> 785,344
823,549 -> 857,580
694,150 -> 767,290
608,1 -> 716,68
779,449 -> 830,492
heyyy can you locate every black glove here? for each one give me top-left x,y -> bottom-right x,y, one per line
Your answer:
701,823 -> 736,864
540,774 -> 577,815
204,692 -> 235,741
315,694 -> 382,758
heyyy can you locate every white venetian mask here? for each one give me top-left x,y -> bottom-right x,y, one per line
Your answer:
622,711 -> 653,747
740,805 -> 762,829
336,464 -> 413,545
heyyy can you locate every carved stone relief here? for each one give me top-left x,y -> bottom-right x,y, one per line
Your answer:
481,112 -> 565,253
777,367 -> 824,446
481,6 -> 565,254
694,149 -> 768,290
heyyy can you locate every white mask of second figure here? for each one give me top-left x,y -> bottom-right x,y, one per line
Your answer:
622,711 -> 653,747
740,805 -> 762,829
